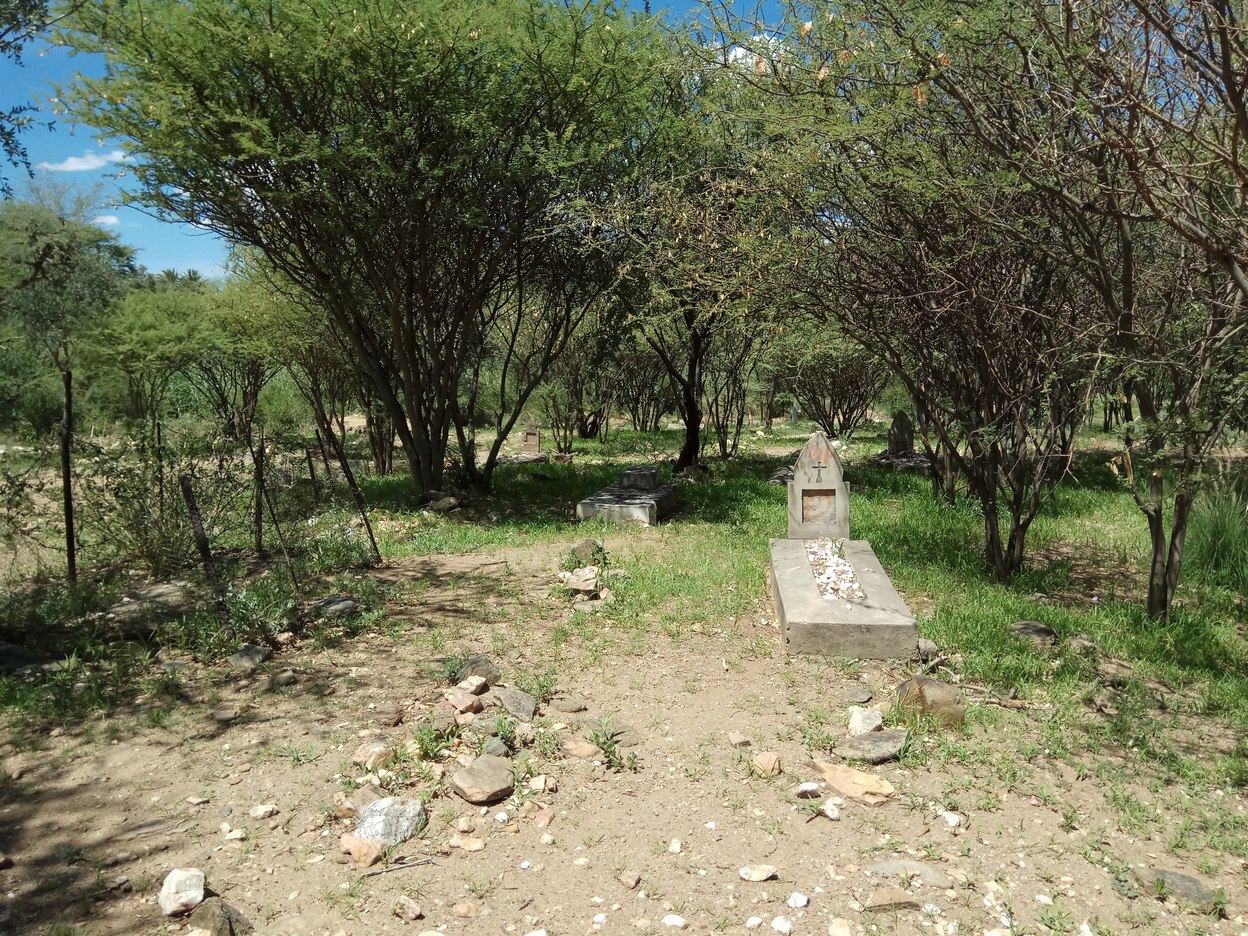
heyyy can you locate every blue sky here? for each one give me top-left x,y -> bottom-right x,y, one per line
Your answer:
1,41 -> 230,279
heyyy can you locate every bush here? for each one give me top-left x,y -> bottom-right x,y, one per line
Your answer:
1186,481 -> 1248,593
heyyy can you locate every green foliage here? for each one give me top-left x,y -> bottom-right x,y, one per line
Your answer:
1185,480 -> 1248,594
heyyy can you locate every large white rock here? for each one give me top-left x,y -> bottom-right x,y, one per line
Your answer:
158,867 -> 205,916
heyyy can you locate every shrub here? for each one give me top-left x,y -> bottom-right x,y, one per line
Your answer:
1185,480 -> 1248,593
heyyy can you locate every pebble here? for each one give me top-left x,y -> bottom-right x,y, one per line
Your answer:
794,782 -> 821,799
740,865 -> 778,882
745,918 -> 763,930
786,893 -> 809,909
0,852 -> 11,870
751,752 -> 781,777
668,839 -> 682,854
821,800 -> 841,820
451,901 -> 478,918
158,867 -> 205,916
448,834 -> 485,852
847,706 -> 883,736
828,918 -> 853,936
771,917 -> 793,935
661,914 -> 687,928
394,895 -> 422,920
249,804 -> 278,820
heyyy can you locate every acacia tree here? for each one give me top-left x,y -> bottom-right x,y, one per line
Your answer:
63,0 -> 669,494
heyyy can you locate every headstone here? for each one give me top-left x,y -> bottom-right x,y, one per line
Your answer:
787,432 -> 850,539
619,465 -> 661,491
887,411 -> 915,456
522,429 -> 541,454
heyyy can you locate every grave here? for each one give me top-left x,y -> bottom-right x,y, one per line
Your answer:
576,464 -> 677,526
887,411 -> 915,456
522,429 -> 541,454
770,432 -> 918,659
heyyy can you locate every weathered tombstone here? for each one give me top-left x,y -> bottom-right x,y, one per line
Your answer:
576,465 -> 676,525
787,432 -> 850,540
887,411 -> 915,456
619,465 -> 661,491
522,429 -> 541,454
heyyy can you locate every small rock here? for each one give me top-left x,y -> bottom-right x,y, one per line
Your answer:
661,913 -> 687,928
490,686 -> 538,722
445,687 -> 484,714
751,751 -> 781,777
1131,866 -> 1224,912
745,918 -> 763,931
828,918 -> 853,936
1011,620 -> 1058,648
448,754 -> 515,804
668,839 -> 682,854
842,686 -> 873,704
786,893 -> 809,909
356,797 -> 427,846
771,917 -> 793,935
248,804 -> 278,820
480,736 -> 510,757
273,630 -> 296,646
457,675 -> 488,695
864,886 -> 922,911
455,654 -> 502,687
916,638 -> 940,661
158,867 -> 206,916
210,705 -> 241,724
266,669 -> 297,690
847,706 -> 883,736
895,675 -> 965,727
339,833 -> 384,867
820,799 -> 841,820
834,728 -> 908,764
550,696 -> 588,713
351,740 -> 391,771
740,865 -> 778,882
727,731 -> 751,748
865,859 -> 956,889
394,895 -> 422,921
227,643 -> 271,673
430,496 -> 459,513
188,896 -> 254,935
373,701 -> 404,726
451,901 -> 478,918
794,782 -> 821,799
562,738 -> 603,759
316,595 -> 359,619
0,852 -> 12,870
448,834 -> 485,852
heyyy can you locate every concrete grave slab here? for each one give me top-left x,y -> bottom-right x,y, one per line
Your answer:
787,432 -> 850,539
576,484 -> 677,526
769,538 -> 918,659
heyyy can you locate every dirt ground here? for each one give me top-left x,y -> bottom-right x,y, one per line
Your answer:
1,541 -> 1246,936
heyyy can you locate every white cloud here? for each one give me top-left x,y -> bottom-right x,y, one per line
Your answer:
91,214 -> 121,227
37,149 -> 133,172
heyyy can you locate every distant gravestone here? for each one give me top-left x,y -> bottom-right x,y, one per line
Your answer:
887,411 -> 915,456
787,432 -> 850,539
619,465 -> 661,491
522,429 -> 541,454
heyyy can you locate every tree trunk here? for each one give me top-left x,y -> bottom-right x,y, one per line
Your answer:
675,340 -> 704,472
253,427 -> 264,555
179,474 -> 230,635
60,368 -> 77,585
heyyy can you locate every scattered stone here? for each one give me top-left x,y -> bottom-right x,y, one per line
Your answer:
480,736 -> 509,758
894,675 -> 966,727
267,669 -> 296,689
751,751 -> 781,777
834,728 -> 908,764
351,740 -> 391,771
740,865 -> 778,882
939,810 -> 962,829
356,797 -> 427,846
550,696 -> 588,714
561,566 -> 600,595
820,799 -> 841,820
814,761 -> 896,804
448,754 -> 515,804
847,706 -> 883,736
273,630 -> 296,647
569,538 -> 607,565
794,782 -> 821,799
1131,866 -> 1224,912
394,895 -> 423,921
316,595 -> 359,619
188,896 -> 254,936
491,686 -> 538,722
828,917 -> 853,936
1011,620 -> 1058,648
451,901 -> 478,918
864,886 -> 922,911
771,917 -> 793,935
429,496 -> 458,513
842,686 -> 873,704
562,738 -> 603,759
727,731 -> 751,748
916,638 -> 940,662
745,918 -> 763,931
248,804 -> 278,820
339,833 -> 384,867
454,654 -> 502,687
374,701 -> 404,727
448,834 -> 485,852
445,688 -> 484,714
865,859 -> 956,889
457,675 -> 488,695
210,705 -> 241,724
227,643 -> 271,673
0,852 -> 12,870
1067,633 -> 1100,653
786,892 -> 809,908
158,867 -> 206,916
668,839 -> 682,854
661,913 -> 687,928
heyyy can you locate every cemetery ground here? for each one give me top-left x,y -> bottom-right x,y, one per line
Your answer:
1,425 -> 1246,936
